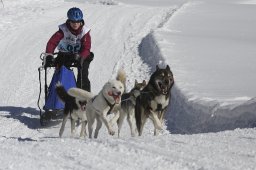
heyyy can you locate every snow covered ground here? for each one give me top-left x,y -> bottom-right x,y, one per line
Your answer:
0,0 -> 255,169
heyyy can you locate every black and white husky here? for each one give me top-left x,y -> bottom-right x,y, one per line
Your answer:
135,65 -> 174,136
56,83 -> 93,138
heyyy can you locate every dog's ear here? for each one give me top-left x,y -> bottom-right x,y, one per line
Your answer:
166,65 -> 170,70
170,80 -> 174,89
156,65 -> 159,70
142,80 -> 146,86
135,79 -> 138,86
116,69 -> 126,85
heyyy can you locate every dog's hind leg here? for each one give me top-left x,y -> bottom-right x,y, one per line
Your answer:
127,109 -> 136,137
94,115 -> 102,138
80,120 -> 87,138
117,110 -> 126,138
59,113 -> 68,137
87,117 -> 95,139
136,103 -> 147,136
139,113 -> 147,136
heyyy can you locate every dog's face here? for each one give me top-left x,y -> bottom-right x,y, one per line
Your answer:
76,100 -> 87,111
131,80 -> 147,98
152,65 -> 174,95
103,80 -> 124,104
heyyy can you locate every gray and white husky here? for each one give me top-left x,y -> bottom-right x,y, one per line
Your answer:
115,80 -> 146,137
135,65 -> 174,136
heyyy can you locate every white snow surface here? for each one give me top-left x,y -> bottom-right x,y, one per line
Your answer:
0,0 -> 256,169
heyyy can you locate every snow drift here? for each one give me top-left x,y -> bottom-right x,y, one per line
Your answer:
138,27 -> 256,134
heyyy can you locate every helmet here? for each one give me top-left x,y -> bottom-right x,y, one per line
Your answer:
67,7 -> 83,21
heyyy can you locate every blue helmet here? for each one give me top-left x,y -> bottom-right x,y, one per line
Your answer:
67,7 -> 83,21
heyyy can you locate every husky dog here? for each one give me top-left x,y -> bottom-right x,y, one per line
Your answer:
116,80 -> 146,137
56,83 -> 94,138
85,69 -> 126,138
135,65 -> 174,136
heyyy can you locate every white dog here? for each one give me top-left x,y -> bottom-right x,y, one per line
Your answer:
87,70 -> 126,138
69,69 -> 126,138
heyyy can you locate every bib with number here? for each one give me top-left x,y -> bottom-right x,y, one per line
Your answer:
57,23 -> 90,53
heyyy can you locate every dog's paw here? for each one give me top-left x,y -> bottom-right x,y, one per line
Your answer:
155,125 -> 163,130
79,134 -> 86,139
71,131 -> 76,138
109,130 -> 115,136
109,122 -> 115,128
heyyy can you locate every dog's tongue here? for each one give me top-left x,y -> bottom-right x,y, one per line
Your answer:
108,91 -> 121,104
113,95 -> 121,104
159,84 -> 168,94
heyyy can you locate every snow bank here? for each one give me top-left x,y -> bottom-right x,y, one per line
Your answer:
138,26 -> 256,134
168,88 -> 256,134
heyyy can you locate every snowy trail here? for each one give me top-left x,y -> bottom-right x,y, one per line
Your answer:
1,128 -> 256,170
0,1 -> 182,136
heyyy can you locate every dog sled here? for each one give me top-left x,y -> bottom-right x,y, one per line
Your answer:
37,52 -> 79,126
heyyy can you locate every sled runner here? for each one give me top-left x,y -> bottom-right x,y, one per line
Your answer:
37,52 -> 80,126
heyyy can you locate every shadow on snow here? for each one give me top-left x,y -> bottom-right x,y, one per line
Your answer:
0,106 -> 61,129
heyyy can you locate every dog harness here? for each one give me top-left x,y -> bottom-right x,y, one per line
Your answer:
104,96 -> 115,115
91,95 -> 115,115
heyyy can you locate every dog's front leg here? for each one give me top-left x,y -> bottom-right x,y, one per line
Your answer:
70,118 -> 76,137
86,107 -> 95,139
80,120 -> 87,138
110,111 -> 120,127
154,129 -> 159,136
87,117 -> 94,139
150,110 -> 163,131
100,114 -> 115,136
59,114 -> 68,137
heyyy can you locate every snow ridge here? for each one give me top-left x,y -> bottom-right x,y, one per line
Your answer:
137,8 -> 256,134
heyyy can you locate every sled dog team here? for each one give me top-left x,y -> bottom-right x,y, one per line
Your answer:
56,64 -> 174,138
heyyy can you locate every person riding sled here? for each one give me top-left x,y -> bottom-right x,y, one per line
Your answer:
45,7 -> 93,92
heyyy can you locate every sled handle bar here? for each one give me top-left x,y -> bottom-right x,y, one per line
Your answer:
40,52 -> 77,60
39,52 -> 79,69
39,52 -> 59,61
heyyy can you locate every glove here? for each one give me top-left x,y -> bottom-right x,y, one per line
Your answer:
74,54 -> 84,67
86,52 -> 94,62
74,53 -> 80,61
45,54 -> 54,67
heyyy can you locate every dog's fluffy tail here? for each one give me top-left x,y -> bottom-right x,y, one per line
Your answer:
55,82 -> 73,103
116,69 -> 126,89
68,88 -> 94,101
